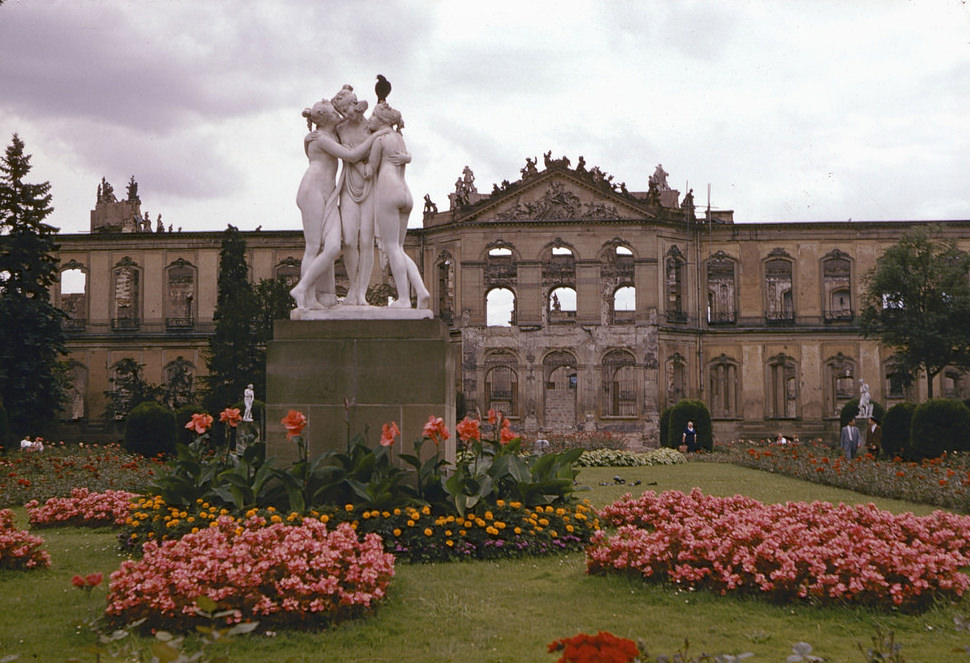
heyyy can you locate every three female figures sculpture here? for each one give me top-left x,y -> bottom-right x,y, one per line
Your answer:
290,81 -> 430,313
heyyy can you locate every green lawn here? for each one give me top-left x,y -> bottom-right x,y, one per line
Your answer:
1,464 -> 966,662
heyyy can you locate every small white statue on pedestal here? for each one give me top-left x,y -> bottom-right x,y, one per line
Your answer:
243,383 -> 254,422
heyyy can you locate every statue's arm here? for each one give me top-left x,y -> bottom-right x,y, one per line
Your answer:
317,129 -> 389,163
363,138 -> 384,179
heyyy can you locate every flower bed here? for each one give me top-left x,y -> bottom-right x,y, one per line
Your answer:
120,497 -> 599,563
727,441 -> 970,512
106,517 -> 394,629
25,487 -> 137,527
0,509 -> 50,570
588,488 -> 970,610
578,447 -> 686,467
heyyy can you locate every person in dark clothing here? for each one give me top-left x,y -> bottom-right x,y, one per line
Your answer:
682,421 -> 697,452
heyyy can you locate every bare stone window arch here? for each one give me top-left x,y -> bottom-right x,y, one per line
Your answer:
708,354 -> 739,418
486,287 -> 516,327
165,258 -> 196,330
706,251 -> 737,325
59,260 -> 87,331
822,249 -> 853,322
666,352 -> 687,406
765,249 -> 794,324
883,355 -> 910,401
544,350 -> 578,429
665,246 -> 686,323
612,286 -> 636,323
275,257 -> 302,288
484,351 -> 518,417
600,239 -> 635,324
824,352 -> 856,418
62,361 -> 87,421
111,257 -> 140,331
436,250 -> 455,324
548,286 -> 577,323
602,349 -> 637,417
767,353 -> 798,419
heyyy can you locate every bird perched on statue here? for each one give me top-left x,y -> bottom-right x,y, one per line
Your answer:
375,74 -> 391,104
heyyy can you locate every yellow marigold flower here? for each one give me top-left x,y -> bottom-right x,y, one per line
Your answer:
422,505 -> 431,516
486,526 -> 498,536
446,539 -> 454,547
459,529 -> 467,536
351,522 -> 358,530
234,527 -> 243,536
320,514 -> 329,523
393,508 -> 401,516
475,518 -> 486,528
195,498 -> 203,504
179,511 -> 187,518
535,526 -> 543,532
344,504 -> 354,512
407,520 -> 415,527
424,528 -> 433,537
393,528 -> 402,537
539,518 -> 549,526
496,499 -> 505,507
147,532 -> 154,538
556,508 -> 566,516
550,530 -> 558,537
219,509 -> 229,516
382,511 -> 391,518
575,513 -> 587,521
511,501 -> 522,509
566,524 -> 575,532
130,533 -> 138,539
209,521 -> 218,528
270,515 -> 282,523
514,527 -> 522,534
484,511 -> 493,520
266,506 -> 276,513
495,521 -> 506,529
187,516 -> 195,523
445,530 -> 453,536
362,511 -> 371,519
191,527 -> 199,534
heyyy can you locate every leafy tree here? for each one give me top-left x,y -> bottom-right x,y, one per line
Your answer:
861,227 -> 970,398
0,133 -> 67,437
252,276 -> 294,350
104,358 -> 159,422
204,225 -> 260,412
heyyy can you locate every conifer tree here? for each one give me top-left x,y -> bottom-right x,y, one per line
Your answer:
204,224 -> 260,411
0,134 -> 67,438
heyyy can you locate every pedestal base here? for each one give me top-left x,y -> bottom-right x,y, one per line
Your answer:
266,318 -> 455,466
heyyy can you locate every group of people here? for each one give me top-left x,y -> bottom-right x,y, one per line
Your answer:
289,81 -> 429,311
840,415 -> 882,459
19,436 -> 45,452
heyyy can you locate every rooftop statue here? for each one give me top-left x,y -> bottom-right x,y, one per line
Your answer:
649,163 -> 670,192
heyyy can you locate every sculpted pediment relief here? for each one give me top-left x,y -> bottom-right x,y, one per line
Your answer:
458,172 -> 652,223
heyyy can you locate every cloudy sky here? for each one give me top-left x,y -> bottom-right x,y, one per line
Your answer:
1,1 -> 968,235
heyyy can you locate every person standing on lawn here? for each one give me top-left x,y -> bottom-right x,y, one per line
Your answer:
682,420 -> 697,452
867,416 -> 882,457
840,416 -> 862,459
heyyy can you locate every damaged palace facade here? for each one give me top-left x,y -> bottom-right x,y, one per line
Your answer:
51,158 -> 970,445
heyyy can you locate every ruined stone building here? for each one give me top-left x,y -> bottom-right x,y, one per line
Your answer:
50,159 -> 970,445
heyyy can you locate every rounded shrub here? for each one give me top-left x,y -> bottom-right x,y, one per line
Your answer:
882,402 -> 916,458
124,401 -> 176,457
839,398 -> 885,428
908,399 -> 970,460
667,399 -> 713,451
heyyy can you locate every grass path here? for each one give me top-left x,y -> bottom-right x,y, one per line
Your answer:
1,463 -> 965,662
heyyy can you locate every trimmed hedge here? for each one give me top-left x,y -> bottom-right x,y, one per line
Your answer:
908,399 -> 970,460
659,407 -> 671,450
882,402 -> 916,458
667,399 -> 713,452
124,401 -> 176,457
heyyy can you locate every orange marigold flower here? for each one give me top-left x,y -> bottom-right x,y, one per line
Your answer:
380,421 -> 400,447
281,409 -> 307,438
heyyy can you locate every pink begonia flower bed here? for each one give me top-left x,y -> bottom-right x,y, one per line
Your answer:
106,516 -> 395,629
588,488 -> 970,610
0,508 -> 50,570
25,487 -> 136,527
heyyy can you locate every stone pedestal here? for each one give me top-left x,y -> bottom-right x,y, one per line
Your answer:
265,318 -> 455,466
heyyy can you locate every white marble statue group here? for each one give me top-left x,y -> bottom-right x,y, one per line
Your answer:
289,79 -> 431,316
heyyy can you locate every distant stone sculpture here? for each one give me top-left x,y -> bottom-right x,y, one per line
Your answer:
126,176 -> 140,203
364,101 -> 430,309
521,157 -> 538,178
156,215 -> 164,233
857,380 -> 872,419
98,177 -> 117,204
649,164 -> 670,192
682,188 -> 695,219
289,97 -> 388,311
462,165 -> 477,194
423,194 -> 438,220
243,384 -> 254,422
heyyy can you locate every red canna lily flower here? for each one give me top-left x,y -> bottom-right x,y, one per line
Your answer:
281,410 -> 307,439
380,421 -> 400,447
487,409 -> 498,425
219,408 -> 242,428
500,418 -> 516,445
456,416 -> 481,443
422,415 -> 450,445
185,413 -> 214,434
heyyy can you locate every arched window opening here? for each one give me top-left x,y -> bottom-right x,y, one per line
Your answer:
544,351 -> 578,429
437,257 -> 455,324
665,248 -> 686,323
486,288 -> 516,327
708,355 -> 739,418
162,357 -> 195,410
602,350 -> 637,417
275,259 -> 302,289
548,286 -> 577,322
485,365 -> 518,418
616,246 -> 633,256
488,247 -> 512,257
765,255 -> 794,324
824,353 -> 856,418
165,259 -> 195,330
62,362 -> 88,421
666,353 -> 687,406
111,258 -> 140,331
822,251 -> 853,322
767,353 -> 798,418
612,286 -> 636,324
552,246 -> 573,256
706,252 -> 736,325
60,265 -> 87,331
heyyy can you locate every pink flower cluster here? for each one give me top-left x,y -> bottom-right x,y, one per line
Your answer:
0,509 -> 50,570
588,488 -> 970,610
106,517 -> 395,629
25,487 -> 136,527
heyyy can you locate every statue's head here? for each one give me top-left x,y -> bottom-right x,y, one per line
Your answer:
303,99 -> 340,130
331,84 -> 367,117
370,102 -> 403,131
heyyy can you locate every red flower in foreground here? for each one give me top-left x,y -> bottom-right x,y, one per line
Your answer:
281,410 -> 307,439
456,416 -> 481,443
487,408 -> 499,425
548,631 -> 639,663
380,421 -> 400,447
422,415 -> 450,445
499,418 -> 516,445
85,572 -> 103,587
71,574 -> 86,588
219,407 -> 242,428
185,413 -> 214,434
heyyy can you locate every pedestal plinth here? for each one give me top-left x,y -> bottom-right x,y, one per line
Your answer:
266,318 -> 455,466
